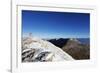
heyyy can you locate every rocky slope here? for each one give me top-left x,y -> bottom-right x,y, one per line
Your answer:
62,38 -> 90,60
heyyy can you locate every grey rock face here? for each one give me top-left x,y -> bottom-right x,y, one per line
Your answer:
22,49 -> 54,62
34,52 -> 54,62
22,49 -> 35,62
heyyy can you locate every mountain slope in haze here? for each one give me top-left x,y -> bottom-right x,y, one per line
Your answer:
22,36 -> 74,62
62,38 -> 90,60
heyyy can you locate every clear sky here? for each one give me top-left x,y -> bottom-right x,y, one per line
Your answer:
22,10 -> 90,38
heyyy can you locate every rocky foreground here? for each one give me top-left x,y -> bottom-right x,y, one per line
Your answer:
22,36 -> 74,62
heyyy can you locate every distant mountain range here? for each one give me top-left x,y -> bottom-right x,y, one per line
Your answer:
47,38 -> 89,48
47,38 -> 90,60
77,38 -> 89,44
47,38 -> 69,48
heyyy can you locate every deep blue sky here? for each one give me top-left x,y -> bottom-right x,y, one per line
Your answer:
22,10 -> 90,38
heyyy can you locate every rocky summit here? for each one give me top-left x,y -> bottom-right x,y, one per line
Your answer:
22,36 -> 74,62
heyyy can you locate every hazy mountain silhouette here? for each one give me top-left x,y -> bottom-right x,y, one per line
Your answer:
48,38 -> 69,48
